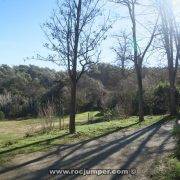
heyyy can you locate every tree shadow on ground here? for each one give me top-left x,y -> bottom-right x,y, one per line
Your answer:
0,116 -> 173,180
0,121 -> 139,173
0,120 -> 140,157
111,120 -> 173,180
0,133 -> 69,156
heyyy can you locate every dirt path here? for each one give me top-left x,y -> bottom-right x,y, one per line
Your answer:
0,120 -> 175,180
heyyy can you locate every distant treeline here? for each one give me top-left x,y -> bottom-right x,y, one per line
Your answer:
0,64 -> 179,119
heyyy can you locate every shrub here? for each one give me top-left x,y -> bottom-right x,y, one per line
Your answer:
39,102 -> 56,132
0,111 -> 5,120
152,83 -> 180,115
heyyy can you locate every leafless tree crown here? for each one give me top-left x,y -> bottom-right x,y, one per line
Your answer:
39,0 -> 110,82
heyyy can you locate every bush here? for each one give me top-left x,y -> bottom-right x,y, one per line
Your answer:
0,111 -> 5,120
152,83 -> 169,114
152,83 -> 180,115
38,102 -> 56,132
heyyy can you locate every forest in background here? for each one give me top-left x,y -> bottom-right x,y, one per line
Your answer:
0,63 -> 179,119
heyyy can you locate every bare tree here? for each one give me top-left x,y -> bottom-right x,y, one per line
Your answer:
33,0 -> 109,133
112,0 -> 159,121
112,32 -> 132,77
112,32 -> 133,77
157,0 -> 180,115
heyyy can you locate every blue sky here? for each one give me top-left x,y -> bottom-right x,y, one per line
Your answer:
0,0 -> 116,70
0,0 -> 59,69
1,0 -> 178,69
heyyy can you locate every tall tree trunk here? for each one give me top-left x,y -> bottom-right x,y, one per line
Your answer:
169,85 -> 176,115
169,72 -> 177,115
69,0 -> 81,134
131,3 -> 144,121
168,54 -> 177,115
69,79 -> 77,134
136,66 -> 144,121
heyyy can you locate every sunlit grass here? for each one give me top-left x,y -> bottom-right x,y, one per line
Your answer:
0,111 -> 99,144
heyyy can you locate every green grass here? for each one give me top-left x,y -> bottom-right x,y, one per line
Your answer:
152,121 -> 180,180
173,124 -> 180,160
0,113 -> 165,164
0,111 -> 99,145
152,157 -> 180,180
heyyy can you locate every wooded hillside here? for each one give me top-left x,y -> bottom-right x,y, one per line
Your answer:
0,64 -> 179,119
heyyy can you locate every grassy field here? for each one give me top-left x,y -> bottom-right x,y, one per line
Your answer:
0,112 -> 166,164
0,111 -> 99,146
